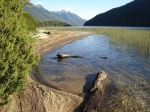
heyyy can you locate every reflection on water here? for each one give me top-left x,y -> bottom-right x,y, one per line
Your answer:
37,34 -> 150,110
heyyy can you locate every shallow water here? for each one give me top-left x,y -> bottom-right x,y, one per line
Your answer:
37,34 -> 150,97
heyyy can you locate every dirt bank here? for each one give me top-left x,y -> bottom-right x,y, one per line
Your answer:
0,29 -> 91,112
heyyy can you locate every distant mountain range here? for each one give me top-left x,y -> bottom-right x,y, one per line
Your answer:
24,4 -> 86,26
84,0 -> 150,27
51,10 -> 86,26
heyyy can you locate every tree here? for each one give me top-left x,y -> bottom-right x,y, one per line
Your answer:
0,0 -> 38,105
23,13 -> 37,31
22,0 -> 33,5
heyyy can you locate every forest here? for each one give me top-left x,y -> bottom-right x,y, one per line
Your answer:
37,21 -> 71,27
84,0 -> 150,26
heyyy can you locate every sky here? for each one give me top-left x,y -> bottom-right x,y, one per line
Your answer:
30,0 -> 133,20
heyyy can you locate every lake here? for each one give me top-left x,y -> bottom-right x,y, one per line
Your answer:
36,34 -> 150,111
36,33 -> 150,110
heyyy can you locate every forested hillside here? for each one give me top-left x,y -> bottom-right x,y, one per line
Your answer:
24,5 -> 86,26
51,10 -> 86,26
37,21 -> 71,27
84,0 -> 150,27
24,5 -> 61,22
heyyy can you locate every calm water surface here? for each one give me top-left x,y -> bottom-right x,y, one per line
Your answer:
37,34 -> 150,97
43,26 -> 150,30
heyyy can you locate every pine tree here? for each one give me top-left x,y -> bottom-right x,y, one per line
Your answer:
0,0 -> 38,105
23,13 -> 37,31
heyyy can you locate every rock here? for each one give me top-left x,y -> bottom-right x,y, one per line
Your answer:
83,71 -> 107,112
100,56 -> 107,59
90,71 -> 107,92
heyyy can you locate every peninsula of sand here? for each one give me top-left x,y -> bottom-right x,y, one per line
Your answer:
0,29 -> 91,112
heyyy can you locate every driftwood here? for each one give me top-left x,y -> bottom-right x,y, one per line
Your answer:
83,71 -> 107,112
56,52 -> 83,58
57,52 -> 70,58
43,31 -> 51,34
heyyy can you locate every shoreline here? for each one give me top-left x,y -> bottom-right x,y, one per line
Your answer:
0,29 -> 92,112
34,29 -> 91,56
33,29 -> 93,96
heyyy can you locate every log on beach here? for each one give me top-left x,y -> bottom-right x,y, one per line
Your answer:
84,71 -> 107,112
43,31 -> 51,34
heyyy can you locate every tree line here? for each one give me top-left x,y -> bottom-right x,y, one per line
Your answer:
37,21 -> 71,27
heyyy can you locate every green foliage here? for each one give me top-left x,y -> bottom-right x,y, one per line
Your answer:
23,13 -> 37,31
37,21 -> 71,27
88,28 -> 150,55
22,0 -> 33,5
0,0 -> 38,105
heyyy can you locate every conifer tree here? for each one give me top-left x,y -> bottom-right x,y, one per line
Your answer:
0,0 -> 38,105
23,13 -> 37,31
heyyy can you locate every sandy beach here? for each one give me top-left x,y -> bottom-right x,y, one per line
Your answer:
0,29 -> 91,112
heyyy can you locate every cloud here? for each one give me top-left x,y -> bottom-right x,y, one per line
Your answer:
53,4 -> 60,7
36,2 -> 42,5
64,7 -> 74,11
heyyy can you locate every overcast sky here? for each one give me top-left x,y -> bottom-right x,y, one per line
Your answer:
30,0 -> 133,20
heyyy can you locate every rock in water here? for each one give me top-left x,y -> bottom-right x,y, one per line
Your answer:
84,71 -> 107,112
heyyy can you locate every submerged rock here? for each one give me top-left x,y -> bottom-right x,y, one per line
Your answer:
100,56 -> 107,59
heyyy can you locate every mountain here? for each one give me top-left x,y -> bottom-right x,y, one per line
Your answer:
24,5 -> 86,26
24,4 -> 61,21
84,0 -> 150,27
51,10 -> 86,26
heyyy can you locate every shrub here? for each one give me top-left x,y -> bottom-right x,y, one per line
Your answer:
0,0 -> 38,105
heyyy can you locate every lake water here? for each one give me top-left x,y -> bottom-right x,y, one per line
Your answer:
36,34 -> 150,99
42,26 -> 150,30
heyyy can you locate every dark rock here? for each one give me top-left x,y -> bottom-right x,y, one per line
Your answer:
43,31 -> 51,34
100,56 -> 107,59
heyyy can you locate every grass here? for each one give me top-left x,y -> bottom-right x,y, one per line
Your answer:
48,27 -> 150,55
101,74 -> 150,112
89,28 -> 150,55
